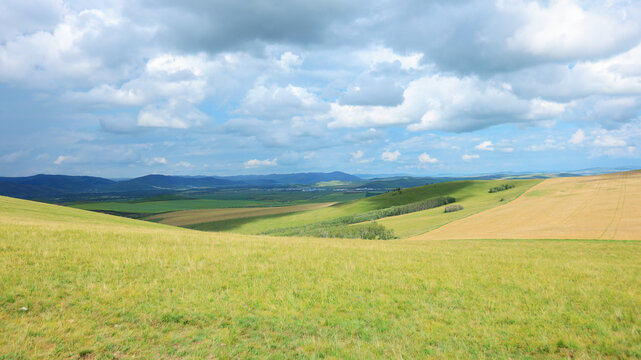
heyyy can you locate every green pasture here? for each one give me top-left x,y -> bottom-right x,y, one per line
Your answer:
376,179 -> 541,238
68,191 -> 368,215
1,196 -> 640,359
189,179 -> 540,236
70,199 -> 281,214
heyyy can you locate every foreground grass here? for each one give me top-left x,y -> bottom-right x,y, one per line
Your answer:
1,196 -> 641,359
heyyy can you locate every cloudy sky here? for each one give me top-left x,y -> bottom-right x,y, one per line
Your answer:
1,0 -> 641,177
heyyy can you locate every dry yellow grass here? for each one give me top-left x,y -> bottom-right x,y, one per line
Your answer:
145,202 -> 337,226
415,170 -> 641,240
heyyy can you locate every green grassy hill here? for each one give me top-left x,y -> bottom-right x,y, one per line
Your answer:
375,179 -> 540,238
1,195 -> 641,358
187,179 -> 540,236
68,191 -> 367,215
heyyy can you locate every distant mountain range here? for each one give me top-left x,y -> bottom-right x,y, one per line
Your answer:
0,172 -> 362,199
0,168 -> 628,201
223,171 -> 360,185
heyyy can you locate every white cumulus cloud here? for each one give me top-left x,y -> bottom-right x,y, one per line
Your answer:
245,158 -> 278,168
144,157 -> 167,165
462,154 -> 480,161
418,153 -> 438,164
593,135 -> 626,148
475,141 -> 495,151
351,150 -> 364,159
381,150 -> 400,162
278,51 -> 303,70
569,129 -> 586,145
137,100 -> 209,129
239,84 -> 328,120
329,75 -> 566,132
53,155 -> 72,165
502,0 -> 641,60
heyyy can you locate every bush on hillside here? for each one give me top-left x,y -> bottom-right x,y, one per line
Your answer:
307,221 -> 395,240
488,184 -> 515,193
444,204 -> 464,213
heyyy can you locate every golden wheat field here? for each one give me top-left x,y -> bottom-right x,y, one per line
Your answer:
415,170 -> 641,240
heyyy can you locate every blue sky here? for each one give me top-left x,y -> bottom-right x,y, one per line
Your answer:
1,0 -> 641,177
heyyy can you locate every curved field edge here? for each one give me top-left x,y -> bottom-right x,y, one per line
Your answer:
1,196 -> 641,358
144,202 -> 338,227
415,170 -> 641,241
362,179 -> 541,238
184,179 -> 541,236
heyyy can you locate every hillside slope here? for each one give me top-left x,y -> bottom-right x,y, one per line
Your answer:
1,195 -> 641,358
146,202 -> 337,226
415,170 -> 641,240
374,179 -> 540,238
187,179 -> 540,236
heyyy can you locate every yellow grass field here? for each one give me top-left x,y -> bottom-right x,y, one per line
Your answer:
371,179 -> 540,238
145,202 -> 336,226
416,170 -> 641,240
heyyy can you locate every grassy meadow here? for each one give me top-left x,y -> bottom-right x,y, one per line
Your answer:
68,190 -> 368,215
371,179 -> 539,238
186,179 -> 540,237
1,195 -> 641,358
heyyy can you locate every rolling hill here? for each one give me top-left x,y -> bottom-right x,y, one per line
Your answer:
174,171 -> 641,241
184,179 -> 541,235
373,179 -> 540,238
1,195 -> 640,358
0,174 -> 116,197
414,169 -> 641,240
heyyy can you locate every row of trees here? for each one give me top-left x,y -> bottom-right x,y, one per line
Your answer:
488,184 -> 515,193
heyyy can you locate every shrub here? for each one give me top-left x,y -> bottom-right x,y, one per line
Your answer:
444,204 -> 464,213
265,221 -> 396,240
489,184 -> 515,193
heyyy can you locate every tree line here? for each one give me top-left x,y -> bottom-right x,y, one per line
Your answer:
488,184 -> 515,193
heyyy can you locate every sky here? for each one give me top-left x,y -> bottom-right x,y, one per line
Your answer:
1,0 -> 641,177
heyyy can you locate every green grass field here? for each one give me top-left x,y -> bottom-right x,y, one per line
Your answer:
68,191 -> 367,215
2,195 -> 641,358
188,179 -> 540,236
375,179 -> 540,238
